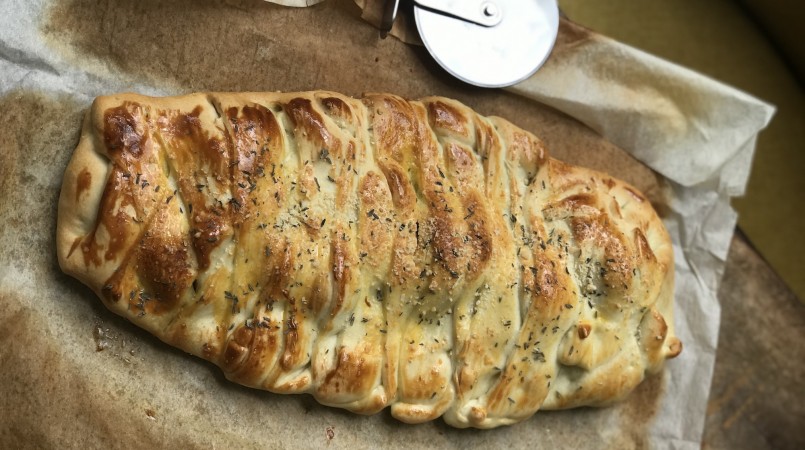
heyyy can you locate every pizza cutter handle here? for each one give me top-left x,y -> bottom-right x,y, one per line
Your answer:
380,0 -> 400,38
413,0 -> 502,27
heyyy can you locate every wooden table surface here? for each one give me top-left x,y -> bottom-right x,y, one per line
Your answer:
703,231 -> 804,449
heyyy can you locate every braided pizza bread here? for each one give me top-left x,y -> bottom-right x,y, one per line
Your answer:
57,92 -> 681,428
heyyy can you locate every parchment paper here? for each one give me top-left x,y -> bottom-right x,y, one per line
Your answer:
0,0 -> 774,448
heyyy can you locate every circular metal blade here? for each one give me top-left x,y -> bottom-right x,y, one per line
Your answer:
414,0 -> 559,88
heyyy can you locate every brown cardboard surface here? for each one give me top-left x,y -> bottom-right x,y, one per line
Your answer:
0,0 -> 672,448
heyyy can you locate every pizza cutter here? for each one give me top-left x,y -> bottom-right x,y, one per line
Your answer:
381,0 -> 559,88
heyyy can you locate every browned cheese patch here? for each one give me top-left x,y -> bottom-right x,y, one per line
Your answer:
136,232 -> 194,315
155,105 -> 232,271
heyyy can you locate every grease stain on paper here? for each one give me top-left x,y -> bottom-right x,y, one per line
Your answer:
0,90 -> 84,280
40,0 -> 377,93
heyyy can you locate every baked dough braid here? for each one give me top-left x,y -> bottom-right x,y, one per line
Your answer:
57,92 -> 681,428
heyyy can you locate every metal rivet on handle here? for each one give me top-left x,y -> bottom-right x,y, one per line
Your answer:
482,2 -> 498,18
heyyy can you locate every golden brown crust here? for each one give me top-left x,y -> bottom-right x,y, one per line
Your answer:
57,91 -> 678,428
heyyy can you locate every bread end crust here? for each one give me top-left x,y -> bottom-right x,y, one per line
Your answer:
57,99 -> 111,292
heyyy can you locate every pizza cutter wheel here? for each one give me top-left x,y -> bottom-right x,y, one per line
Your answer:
381,0 -> 559,88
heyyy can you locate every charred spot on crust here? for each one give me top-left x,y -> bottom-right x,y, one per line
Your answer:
75,168 -> 92,201
190,212 -> 229,271
104,103 -> 147,158
318,346 -> 377,397
169,106 -> 203,136
426,100 -> 469,137
577,323 -> 591,339
137,233 -> 194,315
223,325 -> 254,370
284,97 -> 332,149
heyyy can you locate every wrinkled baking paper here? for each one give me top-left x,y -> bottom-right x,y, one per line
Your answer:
0,0 -> 773,449
354,2 -> 775,447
